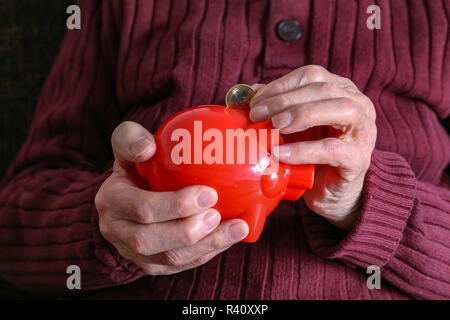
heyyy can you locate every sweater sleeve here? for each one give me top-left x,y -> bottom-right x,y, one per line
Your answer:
0,0 -> 144,293
301,149 -> 450,299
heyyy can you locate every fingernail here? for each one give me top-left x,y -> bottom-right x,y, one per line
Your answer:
227,221 -> 249,241
196,190 -> 218,209
249,105 -> 269,122
272,145 -> 290,159
272,112 -> 293,129
251,95 -> 266,107
202,210 -> 221,232
131,137 -> 152,157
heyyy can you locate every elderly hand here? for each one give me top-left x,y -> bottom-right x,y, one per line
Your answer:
95,121 -> 249,275
250,65 -> 377,230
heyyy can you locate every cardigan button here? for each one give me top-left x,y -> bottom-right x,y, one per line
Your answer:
276,19 -> 302,42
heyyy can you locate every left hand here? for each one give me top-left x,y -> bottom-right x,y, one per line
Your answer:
249,65 -> 377,230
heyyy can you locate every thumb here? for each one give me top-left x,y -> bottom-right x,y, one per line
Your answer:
111,121 -> 156,170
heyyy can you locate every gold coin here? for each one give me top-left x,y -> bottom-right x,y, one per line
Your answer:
225,84 -> 256,110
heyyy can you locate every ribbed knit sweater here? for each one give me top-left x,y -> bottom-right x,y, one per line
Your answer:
0,0 -> 449,299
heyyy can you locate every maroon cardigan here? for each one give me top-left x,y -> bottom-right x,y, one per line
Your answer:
0,0 -> 449,299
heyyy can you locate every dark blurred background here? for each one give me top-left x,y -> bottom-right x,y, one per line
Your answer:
0,0 -> 72,178
0,0 -> 73,298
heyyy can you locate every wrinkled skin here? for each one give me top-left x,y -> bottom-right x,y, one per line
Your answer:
95,64 -> 377,276
95,121 -> 249,275
250,65 -> 377,230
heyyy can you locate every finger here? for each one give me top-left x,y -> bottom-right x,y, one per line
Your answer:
154,219 -> 249,267
132,248 -> 227,276
272,138 -> 365,170
270,98 -> 370,135
249,65 -> 355,107
110,209 -> 222,256
250,83 -> 266,92
111,121 -> 156,170
249,83 -> 266,112
249,82 -> 370,123
105,182 -> 218,224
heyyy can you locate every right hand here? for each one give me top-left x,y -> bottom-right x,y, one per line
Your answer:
95,121 -> 249,275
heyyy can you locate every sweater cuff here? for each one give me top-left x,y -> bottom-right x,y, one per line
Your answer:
91,165 -> 145,285
301,149 -> 417,268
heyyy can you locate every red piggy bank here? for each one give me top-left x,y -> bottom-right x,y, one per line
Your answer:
136,105 -> 314,242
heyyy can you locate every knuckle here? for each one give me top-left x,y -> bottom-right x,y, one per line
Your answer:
302,64 -> 325,74
132,206 -> 149,224
179,226 -> 198,246
278,93 -> 293,108
173,188 -> 197,215
322,138 -> 345,158
341,78 -> 359,92
121,197 -> 140,219
357,94 -> 377,119
150,192 -> 173,217
172,196 -> 190,217
341,98 -> 362,120
207,231 -> 229,250
98,221 -> 112,240
300,65 -> 326,82
129,196 -> 152,223
129,232 -> 151,255
162,249 -> 185,267
94,188 -> 108,213
191,254 -> 211,267
360,94 -> 372,107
